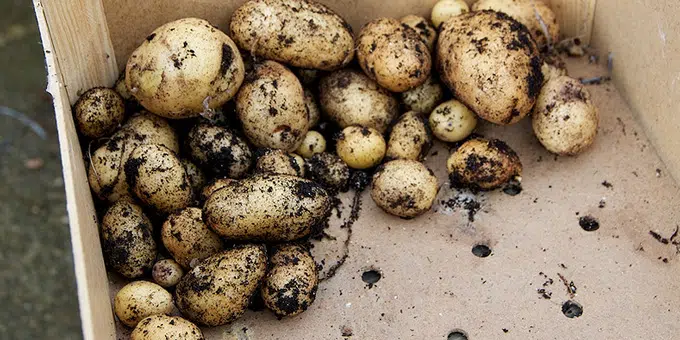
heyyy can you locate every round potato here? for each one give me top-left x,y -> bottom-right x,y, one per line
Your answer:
186,124 -> 253,178
230,0 -> 354,70
296,131 -> 327,158
74,87 -> 125,138
431,0 -> 470,28
161,207 -> 224,269
429,99 -> 478,142
437,10 -> 544,125
200,178 -> 236,202
400,75 -> 445,114
336,126 -> 386,169
532,76 -> 598,155
386,112 -> 432,161
262,244 -> 318,317
400,15 -> 437,51
181,159 -> 207,196
306,152 -> 350,193
118,112 -> 180,153
304,88 -> 321,129
132,315 -> 203,340
319,69 -> 398,133
255,149 -> 305,177
446,138 -> 522,190
175,245 -> 267,326
371,159 -> 438,218
152,259 -> 185,288
114,281 -> 173,327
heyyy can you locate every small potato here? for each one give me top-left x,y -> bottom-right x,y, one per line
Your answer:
152,259 -> 185,288
386,112 -> 432,161
357,18 -> 432,92
532,76 -> 598,155
304,88 -> 321,129
186,124 -> 253,178
200,178 -> 236,201
446,138 -> 522,190
336,126 -> 386,169
371,159 -> 438,218
262,244 -> 318,317
431,0 -> 470,28
126,18 -> 245,118
400,75 -> 445,114
429,100 -> 478,142
181,159 -> 207,196
131,315 -> 203,340
400,15 -> 437,51
114,73 -> 132,101
176,245 -> 267,326
114,281 -> 173,328
101,200 -> 156,279
319,69 -> 398,133
306,152 -> 350,192
74,87 -> 125,138
161,207 -> 224,269
296,131 -> 327,158
255,149 -> 305,177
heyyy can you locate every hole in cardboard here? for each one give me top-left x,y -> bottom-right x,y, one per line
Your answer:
562,300 -> 583,318
472,244 -> 492,257
447,329 -> 469,340
579,215 -> 600,231
502,180 -> 522,196
361,269 -> 381,288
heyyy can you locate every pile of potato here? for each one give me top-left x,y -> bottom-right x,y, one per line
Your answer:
75,0 -> 600,336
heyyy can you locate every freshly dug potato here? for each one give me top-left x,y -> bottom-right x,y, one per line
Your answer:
319,69 -> 398,133
152,259 -> 185,288
357,18 -> 431,92
181,159 -> 207,196
542,60 -> 567,82
126,18 -> 245,118
255,149 -> 305,177
296,131 -> 327,158
119,112 -> 180,153
386,112 -> 432,161
114,281 -> 173,327
429,100 -> 478,142
371,159 -> 438,218
446,138 -> 522,190
262,244 -> 318,317
200,178 -> 236,201
125,144 -> 192,214
437,11 -> 544,125
131,315 -> 203,340
101,200 -> 156,279
230,0 -> 354,70
114,73 -> 133,101
161,207 -> 224,269
74,87 -> 125,138
306,152 -> 350,192
175,245 -> 267,326
336,126 -> 386,169
431,0 -> 470,28
400,15 -> 437,51
203,174 -> 332,241
186,124 -> 252,178
236,61 -> 308,151
532,76 -> 598,155
304,88 -> 321,129
400,75 -> 445,114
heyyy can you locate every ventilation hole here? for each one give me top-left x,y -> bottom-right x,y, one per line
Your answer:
447,329 -> 468,340
361,269 -> 381,288
579,215 -> 599,231
472,244 -> 492,258
562,300 -> 583,318
502,180 -> 522,196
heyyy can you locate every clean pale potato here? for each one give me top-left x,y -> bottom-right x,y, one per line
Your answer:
262,244 -> 318,317
304,88 -> 321,129
336,126 -> 386,169
296,131 -> 327,158
429,99 -> 478,142
161,207 -> 224,269
152,259 -> 184,288
400,15 -> 437,50
431,0 -> 470,28
386,111 -> 432,161
400,75 -> 445,114
114,281 -> 173,327
186,123 -> 252,178
74,87 -> 125,138
371,159 -> 438,218
255,149 -> 305,177
306,152 -> 351,192
200,178 -> 235,202
131,315 -> 204,340
447,138 -> 522,190
114,73 -> 133,101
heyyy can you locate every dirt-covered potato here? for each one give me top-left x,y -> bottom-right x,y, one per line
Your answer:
386,112 -> 432,161
114,281 -> 173,327
181,159 -> 206,196
400,15 -> 437,51
357,18 -> 432,92
152,259 -> 185,288
400,75 -> 445,114
447,138 -> 522,190
200,178 -> 235,201
131,315 -> 204,340
296,131 -> 327,158
336,126 -> 386,169
437,11 -> 543,125
126,18 -> 245,118
532,76 -> 598,155
114,73 -> 133,101
119,112 -> 180,153
319,69 -> 399,133
74,87 -> 125,138
161,207 -> 224,269
429,99 -> 478,142
176,245 -> 267,326
304,88 -> 321,129
204,175 -> 332,241
255,149 -> 305,177
431,0 -> 470,28
186,124 -> 252,178
306,152 -> 350,192
230,0 -> 354,71
371,159 -> 438,218
101,200 -> 156,278
237,61 -> 308,151
262,244 -> 318,317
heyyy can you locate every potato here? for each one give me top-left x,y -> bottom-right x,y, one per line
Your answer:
336,126 -> 386,169
400,75 -> 445,114
114,73 -> 133,101
119,112 -> 180,153
304,88 -> 321,129
131,315 -> 203,340
181,159 -> 207,196
114,281 -> 173,327
204,174 -> 332,241
386,112 -> 432,161
175,245 -> 267,326
542,60 -> 567,82
74,87 -> 125,138
437,11 -> 544,125
295,68 -> 322,86
532,76 -> 598,155
101,200 -> 156,279
262,244 -> 318,317
152,259 -> 185,288
296,131 -> 327,158
306,152 -> 350,193
125,144 -> 192,214
236,61 -> 308,151
186,124 -> 252,178
357,18 -> 432,92
431,0 -> 470,28
446,138 -> 522,190
230,0 -> 354,70
255,149 -> 305,177
201,178 -> 236,201
371,159 -> 438,218
400,15 -> 437,51
126,18 -> 245,118
161,207 -> 224,269
429,99 -> 478,142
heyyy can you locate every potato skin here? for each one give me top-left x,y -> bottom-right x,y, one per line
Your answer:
131,315 -> 204,340
186,124 -> 253,178
74,87 -> 125,138
255,149 -> 305,177
400,75 -> 445,114
305,152 -> 350,193
230,0 -> 354,71
114,281 -> 173,327
303,88 -> 321,129
200,178 -> 236,202
429,99 -> 478,142
446,138 -> 522,190
181,159 -> 207,196
203,174 -> 332,241
161,207 -> 224,269
371,159 -> 438,218
336,126 -> 386,169
152,259 -> 185,288
431,0 -> 470,28
400,15 -> 437,51
262,244 -> 318,317
175,245 -> 267,326
386,112 -> 432,161
437,10 -> 543,125
126,18 -> 244,118
296,131 -> 326,158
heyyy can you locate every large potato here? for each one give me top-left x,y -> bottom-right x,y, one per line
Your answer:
126,18 -> 244,118
175,245 -> 267,326
203,174 -> 332,241
230,0 -> 354,70
114,281 -> 173,327
371,159 -> 438,218
132,315 -> 203,340
186,124 -> 253,178
437,11 -> 544,125
236,61 -> 308,151
201,178 -> 236,202
262,244 -> 318,317
447,138 -> 522,189
161,207 -> 224,269
74,87 -> 125,138
386,111 -> 432,161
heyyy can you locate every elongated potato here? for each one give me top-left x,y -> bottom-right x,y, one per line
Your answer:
132,315 -> 204,340
446,138 -> 522,189
386,112 -> 432,161
114,281 -> 173,327
201,178 -> 236,202
161,207 -> 224,269
186,124 -> 253,178
262,244 -> 318,317
371,159 -> 438,218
